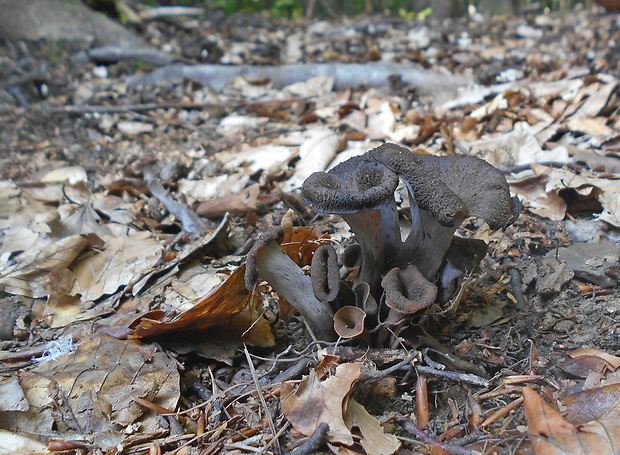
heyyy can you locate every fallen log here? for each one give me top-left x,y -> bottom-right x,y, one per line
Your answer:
126,62 -> 473,103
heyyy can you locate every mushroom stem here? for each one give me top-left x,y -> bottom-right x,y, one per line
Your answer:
255,241 -> 336,340
400,192 -> 464,281
341,200 -> 401,295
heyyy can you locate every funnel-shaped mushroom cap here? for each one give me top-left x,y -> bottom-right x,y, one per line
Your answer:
381,265 -> 438,314
302,153 -> 402,297
369,143 -> 466,227
301,153 -> 399,214
369,143 -> 518,230
333,306 -> 367,339
311,244 -> 340,302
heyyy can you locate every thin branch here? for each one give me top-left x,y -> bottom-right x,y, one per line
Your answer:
244,344 -> 281,454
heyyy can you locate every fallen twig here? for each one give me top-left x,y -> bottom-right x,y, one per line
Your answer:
50,101 -> 224,115
283,423 -> 329,455
398,417 -> 478,455
144,168 -> 209,238
415,365 -> 490,388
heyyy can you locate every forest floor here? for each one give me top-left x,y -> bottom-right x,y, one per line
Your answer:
0,5 -> 619,455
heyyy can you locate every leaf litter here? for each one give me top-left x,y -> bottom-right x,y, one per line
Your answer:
1,4 -> 620,455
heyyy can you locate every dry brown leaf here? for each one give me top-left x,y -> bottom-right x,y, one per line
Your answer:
523,386 -> 620,455
128,223 -> 321,349
43,267 -> 81,328
54,200 -> 113,238
0,235 -> 90,298
4,332 -> 179,450
195,183 -> 260,218
343,398 -> 400,455
563,383 -> 620,425
281,362 -> 362,446
131,264 -> 274,348
70,231 -> 163,301
568,349 -> 620,369
509,175 -> 568,220
281,224 -> 324,267
562,355 -> 612,379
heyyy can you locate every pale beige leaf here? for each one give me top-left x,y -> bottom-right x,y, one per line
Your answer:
0,235 -> 89,298
41,166 -> 88,185
543,166 -> 620,227
70,232 -> 163,301
343,398 -> 400,455
4,332 -> 180,450
281,362 -> 362,446
293,127 -> 339,181
0,375 -> 29,412
0,430 -> 49,455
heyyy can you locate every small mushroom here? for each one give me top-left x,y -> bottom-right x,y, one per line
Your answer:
369,143 -> 518,280
378,265 -> 438,346
245,229 -> 335,340
339,243 -> 362,280
302,154 -> 401,294
353,281 -> 378,316
381,265 -> 438,315
437,237 -> 489,303
311,244 -> 340,302
333,306 -> 367,339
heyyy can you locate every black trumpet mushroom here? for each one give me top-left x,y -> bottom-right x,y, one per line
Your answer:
245,142 -> 519,343
302,154 -> 401,294
302,143 -> 519,316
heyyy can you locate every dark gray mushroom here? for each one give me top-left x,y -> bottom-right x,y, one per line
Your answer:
353,281 -> 378,316
378,265 -> 438,346
311,244 -> 340,302
381,265 -> 438,315
339,243 -> 362,280
302,154 -> 401,294
369,143 -> 518,281
437,237 -> 489,303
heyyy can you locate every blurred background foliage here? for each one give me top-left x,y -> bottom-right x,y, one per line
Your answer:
206,0 -> 585,18
89,0 -> 597,20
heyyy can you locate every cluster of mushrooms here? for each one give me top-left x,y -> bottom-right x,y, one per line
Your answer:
245,143 -> 519,343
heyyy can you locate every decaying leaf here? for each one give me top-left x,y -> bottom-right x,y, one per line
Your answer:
523,386 -> 620,455
563,383 -> 620,425
131,263 -> 274,348
196,183 -> 261,218
281,362 -> 362,446
70,231 -> 164,301
568,348 -> 620,369
343,398 -> 400,455
3,332 -> 180,450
